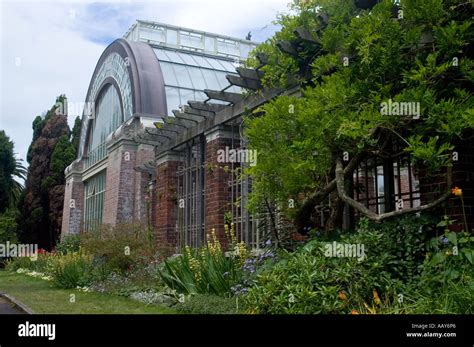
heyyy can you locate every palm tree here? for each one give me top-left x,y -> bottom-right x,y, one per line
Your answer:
9,156 -> 27,207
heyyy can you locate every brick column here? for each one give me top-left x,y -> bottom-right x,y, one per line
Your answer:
133,144 -> 155,224
103,140 -> 137,225
204,127 -> 235,244
155,151 -> 181,248
61,160 -> 84,238
419,137 -> 474,232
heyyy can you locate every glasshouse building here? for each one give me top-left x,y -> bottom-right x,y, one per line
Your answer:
61,20 -> 473,250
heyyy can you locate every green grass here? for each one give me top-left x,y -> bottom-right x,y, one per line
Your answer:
0,270 -> 176,314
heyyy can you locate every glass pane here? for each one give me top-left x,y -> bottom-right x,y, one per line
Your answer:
201,69 -> 222,90
189,54 -> 213,69
89,84 -> 122,160
179,88 -> 195,104
160,62 -> 179,86
217,39 -> 239,56
173,64 -> 194,89
187,66 -> 207,89
178,52 -> 199,66
227,85 -> 242,94
165,86 -> 181,115
204,57 -> 228,71
214,71 -> 232,89
204,36 -> 215,52
140,26 -> 165,42
163,50 -> 185,64
166,29 -> 178,45
194,91 -> 207,100
180,32 -> 203,50
154,48 -> 171,62
218,60 -> 237,72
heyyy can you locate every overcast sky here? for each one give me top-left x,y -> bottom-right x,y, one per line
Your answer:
0,0 -> 289,165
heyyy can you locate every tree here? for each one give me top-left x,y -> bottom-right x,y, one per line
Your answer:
244,0 -> 473,235
18,95 -> 75,249
71,116 -> 82,155
0,130 -> 26,213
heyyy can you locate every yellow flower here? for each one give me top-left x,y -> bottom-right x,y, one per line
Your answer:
338,291 -> 347,301
350,310 -> 360,315
373,289 -> 381,306
452,187 -> 463,196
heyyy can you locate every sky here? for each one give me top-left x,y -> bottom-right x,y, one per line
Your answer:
0,0 -> 290,165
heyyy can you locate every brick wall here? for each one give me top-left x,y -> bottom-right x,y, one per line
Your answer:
204,137 -> 233,245
61,176 -> 84,237
155,160 -> 180,248
133,145 -> 155,223
103,143 -> 137,225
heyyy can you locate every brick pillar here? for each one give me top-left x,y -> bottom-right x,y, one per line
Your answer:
133,144 -> 155,225
419,137 -> 474,232
103,140 -> 137,225
155,151 -> 181,248
204,127 -> 235,244
61,160 -> 84,238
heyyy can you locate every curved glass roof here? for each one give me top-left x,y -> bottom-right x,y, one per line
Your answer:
153,48 -> 242,116
122,20 -> 257,117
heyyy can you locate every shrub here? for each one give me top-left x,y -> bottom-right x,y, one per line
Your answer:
355,215 -> 435,282
242,215 -> 436,314
175,294 -> 246,314
159,227 -> 247,296
5,255 -> 34,271
55,234 -> 81,255
80,222 -> 156,274
404,220 -> 474,314
243,240 -> 373,314
51,252 -> 93,289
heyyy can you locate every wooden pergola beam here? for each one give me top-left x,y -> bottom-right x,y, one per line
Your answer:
187,101 -> 227,113
236,67 -> 264,80
277,40 -> 299,57
226,75 -> 262,90
204,89 -> 244,104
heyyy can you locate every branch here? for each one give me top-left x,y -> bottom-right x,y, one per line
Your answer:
335,158 -> 452,222
303,151 -> 365,206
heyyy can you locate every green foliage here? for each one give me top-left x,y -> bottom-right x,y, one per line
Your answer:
159,228 -> 248,296
356,215 -> 434,281
244,0 -> 473,223
5,256 -> 34,272
243,215 -> 435,313
55,234 -> 81,255
50,252 -> 93,289
0,209 -> 19,243
27,116 -> 45,163
0,131 -> 25,213
45,134 -> 76,187
159,245 -> 243,296
80,222 -> 156,273
70,116 -> 82,154
175,294 -> 245,314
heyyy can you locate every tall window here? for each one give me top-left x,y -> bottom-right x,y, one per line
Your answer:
84,170 -> 106,232
85,84 -> 123,169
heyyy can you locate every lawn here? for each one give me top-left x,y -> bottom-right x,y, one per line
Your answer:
0,270 -> 176,314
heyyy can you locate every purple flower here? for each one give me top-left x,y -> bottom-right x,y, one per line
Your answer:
441,236 -> 449,244
265,239 -> 272,246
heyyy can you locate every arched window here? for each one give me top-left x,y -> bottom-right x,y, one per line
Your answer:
85,84 -> 123,168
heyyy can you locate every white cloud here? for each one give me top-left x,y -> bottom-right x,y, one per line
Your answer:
0,0 -> 289,164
